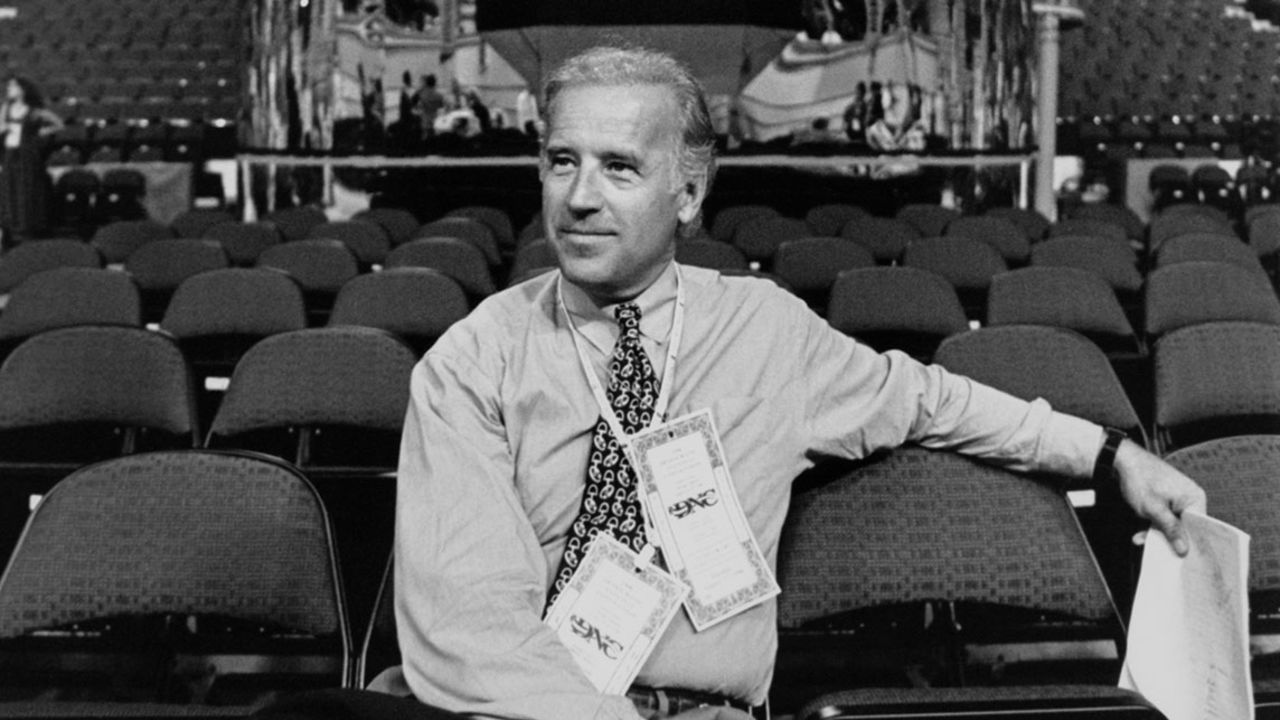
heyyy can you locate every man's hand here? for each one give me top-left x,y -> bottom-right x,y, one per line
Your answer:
1113,440 -> 1207,556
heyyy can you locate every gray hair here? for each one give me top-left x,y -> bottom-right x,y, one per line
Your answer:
542,46 -> 718,198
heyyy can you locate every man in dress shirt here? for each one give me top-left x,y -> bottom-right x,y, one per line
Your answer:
375,46 -> 1206,720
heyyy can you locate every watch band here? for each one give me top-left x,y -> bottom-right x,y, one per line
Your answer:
1093,427 -> 1127,482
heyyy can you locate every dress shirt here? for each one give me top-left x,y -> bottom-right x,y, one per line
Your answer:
378,262 -> 1105,720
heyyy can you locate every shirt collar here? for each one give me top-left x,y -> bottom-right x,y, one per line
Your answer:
560,261 -> 678,355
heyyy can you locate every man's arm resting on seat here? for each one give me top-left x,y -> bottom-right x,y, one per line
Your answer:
395,355 -> 644,720
1112,439 -> 1207,557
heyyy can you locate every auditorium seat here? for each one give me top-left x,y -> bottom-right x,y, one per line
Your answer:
804,203 -> 868,237
1247,210 -> 1280,276
385,237 -> 496,304
203,221 -> 283,266
263,206 -> 327,243
1154,232 -> 1268,278
775,447 -> 1146,718
1154,321 -> 1280,451
125,239 -> 230,322
674,238 -> 749,272
170,208 -> 236,238
0,268 -> 141,357
415,217 -> 502,267
943,216 -> 1031,265
255,240 -> 360,325
709,204 -> 779,242
1144,261 -> 1280,339
0,240 -> 101,294
0,450 -> 348,711
1148,164 -> 1193,211
354,207 -> 422,247
839,215 -> 919,264
1164,435 -> 1280,712
91,219 -> 176,265
1030,236 -> 1143,298
306,219 -> 392,268
895,203 -> 961,238
506,239 -> 558,284
902,237 -> 1007,321
934,325 -> 1145,444
982,206 -> 1050,242
1066,203 -> 1145,243
446,205 -> 516,255
731,215 -> 811,268
97,168 -> 148,222
204,326 -> 416,622
772,237 -> 875,314
327,268 -> 469,356
986,267 -> 1140,357
1047,218 -> 1130,247
161,268 -> 308,428
1147,210 -> 1237,255
205,326 -> 415,473
826,267 -> 968,361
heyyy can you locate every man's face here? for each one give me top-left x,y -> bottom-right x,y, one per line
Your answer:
541,84 -> 703,303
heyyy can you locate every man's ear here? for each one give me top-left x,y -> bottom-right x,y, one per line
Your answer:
675,173 -> 708,227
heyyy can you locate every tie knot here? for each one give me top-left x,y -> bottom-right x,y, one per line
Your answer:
615,303 -> 642,339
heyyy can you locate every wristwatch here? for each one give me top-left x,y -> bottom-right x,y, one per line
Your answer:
1093,427 -> 1127,482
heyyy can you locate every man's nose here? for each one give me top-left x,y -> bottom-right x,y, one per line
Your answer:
566,166 -> 603,213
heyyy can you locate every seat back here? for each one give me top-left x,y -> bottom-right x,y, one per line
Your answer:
709,204 -> 779,242
827,267 -> 968,360
732,216 -> 811,266
0,267 -> 140,343
804,203 -> 869,236
328,268 -> 469,354
415,217 -> 501,266
773,237 -> 874,303
983,206 -> 1050,242
125,239 -> 229,292
256,240 -> 360,294
943,216 -> 1031,264
207,327 -> 416,470
306,220 -> 392,266
446,205 -> 515,252
1144,261 -> 1280,338
895,204 -> 961,237
1155,232 -> 1267,278
839,216 -> 919,263
1147,212 -> 1235,253
1067,203 -> 1144,241
1154,321 -> 1280,450
161,268 -> 308,339
986,267 -> 1136,352
508,239 -> 558,283
1030,236 -> 1143,294
354,207 -> 422,246
263,206 -> 327,243
90,219 -> 175,264
170,208 -> 235,238
934,325 -> 1143,439
385,237 -> 496,300
0,326 -> 197,463
204,220 -> 283,266
0,450 -> 348,702
0,240 -> 101,294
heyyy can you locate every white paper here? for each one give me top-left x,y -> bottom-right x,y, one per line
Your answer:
1119,511 -> 1253,720
544,533 -> 688,695
629,409 -> 780,631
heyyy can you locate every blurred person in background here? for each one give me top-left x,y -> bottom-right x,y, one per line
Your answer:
0,76 -> 63,245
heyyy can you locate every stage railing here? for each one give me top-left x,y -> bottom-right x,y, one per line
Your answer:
236,152 -> 1037,220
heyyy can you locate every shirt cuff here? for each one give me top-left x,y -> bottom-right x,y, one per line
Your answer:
1037,412 -> 1107,479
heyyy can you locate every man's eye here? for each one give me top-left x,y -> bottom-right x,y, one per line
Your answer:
605,161 -> 636,175
547,154 -> 574,169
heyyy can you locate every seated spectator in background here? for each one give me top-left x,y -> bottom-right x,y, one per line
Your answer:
866,81 -> 925,152
466,89 -> 492,135
0,76 -> 63,245
377,45 -> 1205,720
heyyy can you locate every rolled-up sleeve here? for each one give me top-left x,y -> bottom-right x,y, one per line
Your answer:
395,348 -> 642,720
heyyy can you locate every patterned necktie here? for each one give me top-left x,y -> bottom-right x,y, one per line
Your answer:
546,302 -> 660,610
